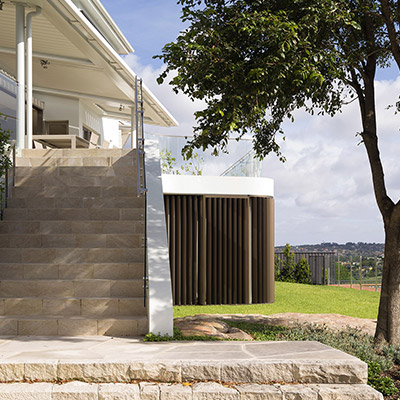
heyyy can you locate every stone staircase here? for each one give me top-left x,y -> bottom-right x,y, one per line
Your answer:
0,149 -> 147,336
0,340 -> 383,399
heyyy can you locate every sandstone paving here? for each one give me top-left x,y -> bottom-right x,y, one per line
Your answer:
0,382 -> 383,399
0,337 -> 368,385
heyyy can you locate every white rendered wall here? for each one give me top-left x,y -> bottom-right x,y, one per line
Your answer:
145,140 -> 174,336
102,117 -> 121,148
34,93 -> 80,136
162,175 -> 274,197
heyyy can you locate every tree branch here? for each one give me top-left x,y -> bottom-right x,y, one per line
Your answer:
380,0 -> 400,69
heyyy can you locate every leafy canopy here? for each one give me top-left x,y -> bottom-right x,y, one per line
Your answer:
156,0 -> 390,159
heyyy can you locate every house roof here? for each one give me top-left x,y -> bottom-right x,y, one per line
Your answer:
0,0 -> 178,127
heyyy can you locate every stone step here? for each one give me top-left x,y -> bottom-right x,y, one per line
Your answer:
2,208 -> 143,221
6,196 -> 143,209
0,234 -> 143,248
0,297 -> 146,317
0,248 -> 144,264
16,154 -> 137,167
0,346 -> 369,384
0,382 -> 384,399
15,166 -> 137,178
0,315 -> 147,335
20,148 -> 136,158
12,185 -> 139,198
0,263 -> 143,280
0,279 -> 143,298
15,174 -> 139,188
0,220 -> 144,234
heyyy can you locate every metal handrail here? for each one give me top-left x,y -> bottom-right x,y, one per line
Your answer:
135,76 -> 148,307
1,140 -> 16,220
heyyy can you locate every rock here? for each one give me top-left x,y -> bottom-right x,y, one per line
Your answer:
174,313 -> 376,340
174,318 -> 253,340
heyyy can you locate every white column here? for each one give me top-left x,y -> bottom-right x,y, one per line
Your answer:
26,7 -> 42,149
16,4 -> 25,150
131,105 -> 135,149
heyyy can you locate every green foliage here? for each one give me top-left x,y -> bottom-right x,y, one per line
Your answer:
274,255 -> 281,281
160,147 -> 204,175
276,245 -> 312,284
294,257 -> 312,284
0,116 -> 12,205
155,0 -> 389,159
368,362 -> 398,396
335,263 -> 351,281
143,326 -> 220,342
277,243 -> 296,282
226,321 -> 398,396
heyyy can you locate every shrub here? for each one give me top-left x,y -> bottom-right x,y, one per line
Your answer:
0,117 -> 11,205
279,243 -> 296,283
294,258 -> 312,284
276,245 -> 312,284
226,320 -> 398,396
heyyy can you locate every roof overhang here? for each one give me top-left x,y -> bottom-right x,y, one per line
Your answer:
0,0 -> 178,127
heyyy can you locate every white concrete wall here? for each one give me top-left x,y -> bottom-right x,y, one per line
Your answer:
34,93 -> 80,136
162,175 -> 274,197
102,117 -> 121,148
145,140 -> 174,336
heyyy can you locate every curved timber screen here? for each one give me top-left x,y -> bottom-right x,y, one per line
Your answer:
164,195 -> 274,305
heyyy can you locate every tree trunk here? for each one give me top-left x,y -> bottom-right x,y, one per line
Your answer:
375,210 -> 400,346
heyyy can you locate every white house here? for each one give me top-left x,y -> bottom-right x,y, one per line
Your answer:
0,0 -> 177,149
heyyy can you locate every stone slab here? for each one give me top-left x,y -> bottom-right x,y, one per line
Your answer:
0,339 -> 367,385
0,382 -> 384,399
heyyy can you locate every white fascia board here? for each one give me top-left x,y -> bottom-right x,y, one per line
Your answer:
89,0 -> 134,54
59,0 -> 178,128
162,175 -> 274,197
73,0 -> 134,55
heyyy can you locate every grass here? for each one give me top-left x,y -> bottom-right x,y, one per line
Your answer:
174,281 -> 380,319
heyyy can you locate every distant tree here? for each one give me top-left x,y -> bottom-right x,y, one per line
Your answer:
279,244 -> 296,283
294,258 -> 312,284
157,0 -> 400,346
335,263 -> 351,281
274,254 -> 281,281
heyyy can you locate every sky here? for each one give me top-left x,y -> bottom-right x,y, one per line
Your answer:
101,0 -> 400,246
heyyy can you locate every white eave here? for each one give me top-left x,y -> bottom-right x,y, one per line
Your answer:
71,0 -> 134,55
1,0 -> 178,128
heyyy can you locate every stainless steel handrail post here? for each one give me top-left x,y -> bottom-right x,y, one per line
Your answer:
135,76 -> 148,307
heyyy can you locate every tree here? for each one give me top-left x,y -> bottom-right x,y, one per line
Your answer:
278,243 -> 296,282
157,0 -> 400,345
295,258 -> 312,284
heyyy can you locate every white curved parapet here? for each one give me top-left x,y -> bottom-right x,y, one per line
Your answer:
162,175 -> 274,197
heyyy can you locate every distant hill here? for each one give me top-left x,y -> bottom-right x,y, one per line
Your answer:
275,242 -> 384,258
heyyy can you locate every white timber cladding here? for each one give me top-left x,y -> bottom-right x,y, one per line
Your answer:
79,101 -> 104,138
162,175 -> 275,197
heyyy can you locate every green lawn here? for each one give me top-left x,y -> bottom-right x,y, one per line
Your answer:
174,282 -> 380,319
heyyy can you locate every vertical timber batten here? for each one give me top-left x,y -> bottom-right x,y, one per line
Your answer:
164,194 -> 275,305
